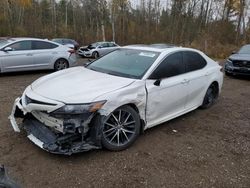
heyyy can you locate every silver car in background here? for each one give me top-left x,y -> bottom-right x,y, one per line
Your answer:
0,38 -> 77,73
78,41 -> 119,58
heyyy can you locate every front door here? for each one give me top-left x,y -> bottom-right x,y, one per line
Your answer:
145,51 -> 188,128
1,40 -> 34,72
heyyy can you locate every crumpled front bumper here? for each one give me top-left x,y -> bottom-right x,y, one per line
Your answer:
9,98 -> 101,155
23,119 -> 99,155
9,98 -> 23,133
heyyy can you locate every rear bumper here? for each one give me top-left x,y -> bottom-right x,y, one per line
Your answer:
68,54 -> 77,67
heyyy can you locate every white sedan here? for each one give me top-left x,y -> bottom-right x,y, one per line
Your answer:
78,42 -> 119,58
0,38 -> 77,73
9,46 -> 223,154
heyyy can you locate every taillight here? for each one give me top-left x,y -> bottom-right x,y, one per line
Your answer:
220,66 -> 223,72
68,49 -> 75,54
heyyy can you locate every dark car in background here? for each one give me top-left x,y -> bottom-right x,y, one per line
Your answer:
51,38 -> 79,50
225,44 -> 250,76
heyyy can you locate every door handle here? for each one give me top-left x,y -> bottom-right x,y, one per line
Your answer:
26,53 -> 33,56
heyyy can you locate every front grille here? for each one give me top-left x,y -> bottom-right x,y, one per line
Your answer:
233,60 -> 250,68
25,95 -> 57,106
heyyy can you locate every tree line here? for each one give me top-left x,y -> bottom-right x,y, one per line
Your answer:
0,0 -> 249,58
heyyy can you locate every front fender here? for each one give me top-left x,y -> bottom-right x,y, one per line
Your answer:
96,81 -> 147,123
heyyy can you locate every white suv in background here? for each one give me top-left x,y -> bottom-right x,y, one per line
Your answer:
0,38 -> 77,73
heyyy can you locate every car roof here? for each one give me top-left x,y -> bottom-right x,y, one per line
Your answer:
150,43 -> 176,48
92,41 -> 115,44
52,38 -> 74,40
0,37 -> 65,48
122,45 -> 201,54
6,37 -> 50,42
122,45 -> 178,52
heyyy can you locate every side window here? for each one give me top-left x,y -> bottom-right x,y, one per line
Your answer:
64,39 -> 72,44
183,51 -> 207,72
108,43 -> 116,47
32,41 -> 58,50
101,43 -> 109,48
8,41 -> 32,51
149,52 -> 185,79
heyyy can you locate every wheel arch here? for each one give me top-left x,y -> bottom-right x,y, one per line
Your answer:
106,103 -> 146,134
53,58 -> 69,70
208,80 -> 219,98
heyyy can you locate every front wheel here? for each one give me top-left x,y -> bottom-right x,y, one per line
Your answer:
92,51 -> 99,59
54,59 -> 69,71
99,105 -> 141,151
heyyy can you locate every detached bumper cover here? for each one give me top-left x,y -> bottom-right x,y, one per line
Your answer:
8,98 -> 23,132
9,98 -> 102,155
23,119 -> 99,155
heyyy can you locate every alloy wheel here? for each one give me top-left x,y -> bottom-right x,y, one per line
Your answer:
103,109 -> 137,147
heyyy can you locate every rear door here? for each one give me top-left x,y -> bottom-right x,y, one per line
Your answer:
107,42 -> 119,54
182,51 -> 208,109
31,41 -> 59,69
145,52 -> 188,128
1,40 -> 34,72
98,42 -> 110,56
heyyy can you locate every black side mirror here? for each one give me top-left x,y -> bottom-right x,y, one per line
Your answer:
232,51 -> 236,54
154,79 -> 161,86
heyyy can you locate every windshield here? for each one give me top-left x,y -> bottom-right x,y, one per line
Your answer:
88,43 -> 99,49
87,48 -> 160,79
0,39 -> 9,48
238,45 -> 250,54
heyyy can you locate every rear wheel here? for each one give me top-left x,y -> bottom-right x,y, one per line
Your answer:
54,59 -> 69,71
100,105 -> 141,151
201,83 -> 219,109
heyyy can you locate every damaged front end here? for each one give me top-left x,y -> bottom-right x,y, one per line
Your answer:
9,92 -> 106,155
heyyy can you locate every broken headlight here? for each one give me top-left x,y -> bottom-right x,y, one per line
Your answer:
52,101 -> 106,115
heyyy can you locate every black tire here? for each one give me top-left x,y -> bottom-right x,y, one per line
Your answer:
92,51 -> 99,59
200,83 -> 219,109
98,105 -> 141,151
54,59 -> 69,71
225,71 -> 232,76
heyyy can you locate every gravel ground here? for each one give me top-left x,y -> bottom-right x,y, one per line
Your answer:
0,59 -> 250,188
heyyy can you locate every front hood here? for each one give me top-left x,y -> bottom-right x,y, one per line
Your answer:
80,46 -> 88,50
229,53 -> 250,61
31,67 -> 135,104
